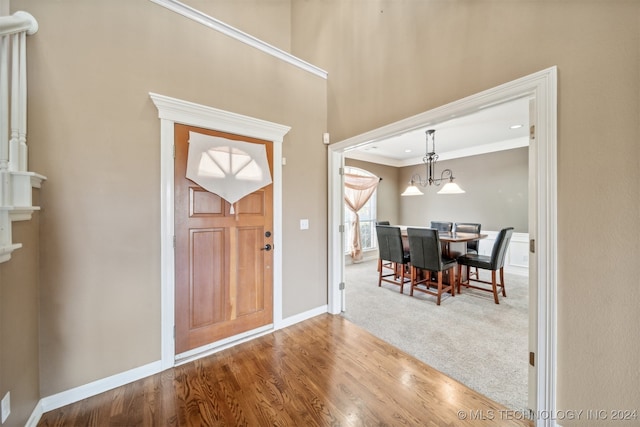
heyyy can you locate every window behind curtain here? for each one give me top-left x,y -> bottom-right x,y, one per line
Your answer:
344,167 -> 378,254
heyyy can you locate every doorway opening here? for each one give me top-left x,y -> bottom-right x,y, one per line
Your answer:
327,67 -> 557,424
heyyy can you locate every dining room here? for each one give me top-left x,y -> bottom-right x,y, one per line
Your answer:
339,100 -> 533,413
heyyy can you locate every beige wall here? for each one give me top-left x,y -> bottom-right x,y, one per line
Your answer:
185,0 -> 292,51
7,0 -> 327,415
0,198 -> 41,427
292,0 -> 640,425
346,148 -> 528,232
400,148 -> 528,232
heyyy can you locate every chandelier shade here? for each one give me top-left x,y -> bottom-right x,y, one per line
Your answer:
401,129 -> 465,196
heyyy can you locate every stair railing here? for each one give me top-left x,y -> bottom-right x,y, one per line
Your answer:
0,11 -> 45,262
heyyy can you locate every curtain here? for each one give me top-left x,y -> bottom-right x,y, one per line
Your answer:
186,131 -> 272,214
344,172 -> 380,261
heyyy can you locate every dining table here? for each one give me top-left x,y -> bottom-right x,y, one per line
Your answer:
398,225 -> 488,285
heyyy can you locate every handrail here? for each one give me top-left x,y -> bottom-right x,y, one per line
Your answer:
0,11 -> 38,37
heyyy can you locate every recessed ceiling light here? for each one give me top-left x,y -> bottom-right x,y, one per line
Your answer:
404,149 -> 412,153
510,124 -> 523,130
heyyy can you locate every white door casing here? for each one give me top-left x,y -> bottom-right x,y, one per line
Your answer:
150,92 -> 290,368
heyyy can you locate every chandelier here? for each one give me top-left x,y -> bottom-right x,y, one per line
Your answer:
401,129 -> 465,196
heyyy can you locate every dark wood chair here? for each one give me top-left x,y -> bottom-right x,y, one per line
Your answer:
456,227 -> 514,304
430,221 -> 453,232
406,227 -> 457,305
453,222 -> 481,278
375,225 -> 411,293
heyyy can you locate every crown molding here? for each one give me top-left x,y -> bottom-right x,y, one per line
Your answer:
149,0 -> 327,79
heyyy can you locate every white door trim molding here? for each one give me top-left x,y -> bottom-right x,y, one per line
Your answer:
328,67 -> 557,427
150,92 -> 290,369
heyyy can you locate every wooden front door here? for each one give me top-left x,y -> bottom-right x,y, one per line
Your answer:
174,123 -> 274,355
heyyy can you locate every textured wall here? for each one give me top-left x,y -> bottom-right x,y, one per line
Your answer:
292,0 -> 640,425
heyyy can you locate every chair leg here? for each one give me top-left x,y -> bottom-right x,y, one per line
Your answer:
436,271 -> 443,305
409,266 -> 415,296
399,263 -> 405,294
491,270 -> 499,304
450,266 -> 455,297
500,267 -> 506,297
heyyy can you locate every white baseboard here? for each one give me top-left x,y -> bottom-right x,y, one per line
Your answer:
277,304 -> 328,329
24,400 -> 43,427
27,305 -> 330,425
27,360 -> 163,425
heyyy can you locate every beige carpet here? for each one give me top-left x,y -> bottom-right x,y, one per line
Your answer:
342,259 -> 529,411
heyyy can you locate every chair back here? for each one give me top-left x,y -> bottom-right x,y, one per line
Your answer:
375,225 -> 406,264
490,227 -> 514,270
454,222 -> 481,252
407,228 -> 445,272
376,220 -> 390,225
430,221 -> 453,232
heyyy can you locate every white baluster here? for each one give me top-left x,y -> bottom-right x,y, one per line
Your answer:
0,34 -> 10,205
9,32 -> 19,172
19,31 -> 27,172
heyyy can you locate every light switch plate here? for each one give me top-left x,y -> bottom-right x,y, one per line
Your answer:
300,219 -> 309,230
1,391 -> 10,423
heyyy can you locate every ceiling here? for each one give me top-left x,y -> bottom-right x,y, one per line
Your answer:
344,97 -> 531,167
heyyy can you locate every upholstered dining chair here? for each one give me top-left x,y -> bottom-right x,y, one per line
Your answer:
453,222 -> 481,278
456,227 -> 514,304
375,225 -> 411,293
406,227 -> 457,305
430,221 -> 453,232
376,220 -> 390,225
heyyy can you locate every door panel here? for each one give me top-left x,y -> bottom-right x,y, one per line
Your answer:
174,123 -> 273,355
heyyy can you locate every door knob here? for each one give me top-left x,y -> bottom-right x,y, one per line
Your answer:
261,244 -> 272,251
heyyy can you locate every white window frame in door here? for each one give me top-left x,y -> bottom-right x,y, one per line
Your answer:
327,67 -> 557,427
150,92 -> 290,369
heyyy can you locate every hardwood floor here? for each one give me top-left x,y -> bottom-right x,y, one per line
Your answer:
38,314 -> 532,426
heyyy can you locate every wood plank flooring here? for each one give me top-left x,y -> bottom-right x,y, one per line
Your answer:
38,314 -> 532,426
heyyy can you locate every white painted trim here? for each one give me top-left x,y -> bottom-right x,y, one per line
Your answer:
149,92 -> 290,369
39,361 -> 162,414
175,324 -> 274,366
175,305 -> 329,366
0,11 -> 38,36
278,304 -> 329,329
345,136 -> 529,167
148,0 -> 327,80
532,66 -> 558,427
158,117 -> 175,371
329,67 -> 558,427
327,149 -> 344,314
24,400 -> 43,427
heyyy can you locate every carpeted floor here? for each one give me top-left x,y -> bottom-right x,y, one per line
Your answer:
342,259 -> 529,411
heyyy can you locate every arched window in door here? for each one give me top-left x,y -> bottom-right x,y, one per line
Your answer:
344,166 -> 379,261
